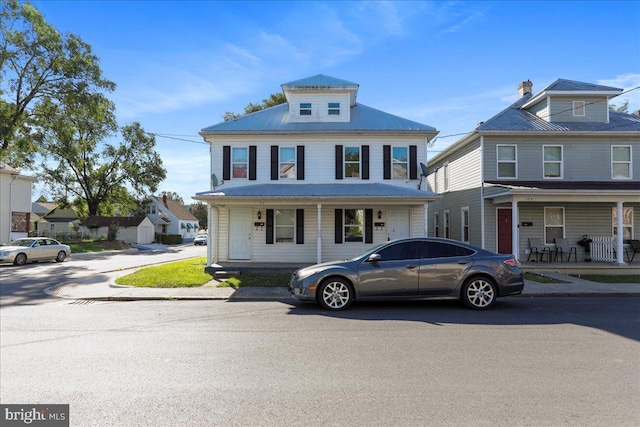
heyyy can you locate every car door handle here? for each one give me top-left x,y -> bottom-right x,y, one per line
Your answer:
457,260 -> 469,265
405,264 -> 417,269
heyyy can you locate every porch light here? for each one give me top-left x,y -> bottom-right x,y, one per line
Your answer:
257,210 -> 262,220
377,210 -> 382,219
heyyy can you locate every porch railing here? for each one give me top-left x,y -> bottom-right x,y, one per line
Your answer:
590,236 -> 616,262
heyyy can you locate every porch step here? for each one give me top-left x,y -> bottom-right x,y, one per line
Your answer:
213,270 -> 240,279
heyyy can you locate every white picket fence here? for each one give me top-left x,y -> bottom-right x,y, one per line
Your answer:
590,236 -> 616,262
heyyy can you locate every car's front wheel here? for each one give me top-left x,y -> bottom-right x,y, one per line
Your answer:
14,253 -> 27,266
461,276 -> 497,310
56,251 -> 66,262
318,278 -> 354,311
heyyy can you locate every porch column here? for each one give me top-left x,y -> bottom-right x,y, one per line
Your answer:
511,200 -> 519,260
616,201 -> 626,265
317,204 -> 322,264
207,204 -> 214,265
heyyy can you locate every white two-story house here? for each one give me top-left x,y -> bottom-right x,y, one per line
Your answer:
427,79 -> 640,264
195,74 -> 440,265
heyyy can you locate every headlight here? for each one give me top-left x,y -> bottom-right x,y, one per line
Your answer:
296,268 -> 323,280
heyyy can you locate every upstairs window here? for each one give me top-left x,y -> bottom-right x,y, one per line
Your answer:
572,101 -> 585,117
543,145 -> 563,178
280,147 -> 296,179
344,146 -> 360,178
497,145 -> 517,178
299,103 -> 311,116
232,147 -> 248,178
612,145 -> 632,179
328,102 -> 340,115
392,147 -> 408,179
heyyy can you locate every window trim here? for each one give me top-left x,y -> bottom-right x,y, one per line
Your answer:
544,206 -> 565,245
392,146 -> 409,179
434,212 -> 440,238
443,210 -> 450,239
543,145 -> 563,179
274,209 -> 295,243
344,146 -> 361,179
497,144 -> 517,179
279,146 -> 296,179
328,102 -> 340,115
572,101 -> 585,117
232,147 -> 249,179
299,102 -> 312,116
612,145 -> 632,180
461,207 -> 470,243
443,162 -> 450,191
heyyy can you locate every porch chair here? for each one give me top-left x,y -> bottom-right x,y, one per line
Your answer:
554,238 -> 577,263
527,238 -> 551,262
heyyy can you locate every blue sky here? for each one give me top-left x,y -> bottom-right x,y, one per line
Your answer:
32,0 -> 640,203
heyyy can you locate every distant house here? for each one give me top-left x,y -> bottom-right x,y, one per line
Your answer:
144,194 -> 199,239
0,162 -> 36,244
81,216 -> 155,244
33,204 -> 81,238
194,74 -> 440,265
427,79 -> 640,264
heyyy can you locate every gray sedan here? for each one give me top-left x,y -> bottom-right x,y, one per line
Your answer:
0,237 -> 71,266
290,238 -> 524,310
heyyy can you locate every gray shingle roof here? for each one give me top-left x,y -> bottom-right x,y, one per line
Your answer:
201,103 -> 436,133
542,78 -> 622,92
195,183 -> 439,200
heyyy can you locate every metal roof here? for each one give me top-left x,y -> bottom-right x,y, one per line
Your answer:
485,180 -> 640,191
541,78 -> 622,92
201,103 -> 437,133
280,74 -> 358,88
195,183 -> 439,201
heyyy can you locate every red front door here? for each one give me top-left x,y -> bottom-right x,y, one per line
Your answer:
497,209 -> 512,254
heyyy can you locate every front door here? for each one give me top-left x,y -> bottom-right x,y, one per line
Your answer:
387,208 -> 410,241
229,209 -> 251,260
497,209 -> 512,254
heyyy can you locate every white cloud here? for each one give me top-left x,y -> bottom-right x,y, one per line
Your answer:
597,73 -> 640,112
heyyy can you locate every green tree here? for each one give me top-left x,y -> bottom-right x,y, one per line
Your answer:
221,92 -> 287,121
190,202 -> 208,229
1,0 -> 115,168
609,100 -> 629,113
161,191 -> 184,204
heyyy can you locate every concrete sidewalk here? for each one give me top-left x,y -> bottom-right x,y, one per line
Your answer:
45,267 -> 640,302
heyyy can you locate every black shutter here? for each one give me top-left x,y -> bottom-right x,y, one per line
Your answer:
223,146 -> 231,181
409,145 -> 418,179
362,145 -> 370,180
296,209 -> 304,244
335,145 -> 343,180
249,146 -> 257,180
335,209 -> 343,244
297,146 -> 305,180
365,209 -> 373,244
271,146 -> 279,180
383,145 -> 391,180
266,209 -> 274,244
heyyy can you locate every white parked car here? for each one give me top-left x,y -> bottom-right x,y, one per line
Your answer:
194,234 -> 208,245
0,237 -> 71,266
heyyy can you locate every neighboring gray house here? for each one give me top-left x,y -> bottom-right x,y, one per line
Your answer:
144,194 -> 199,239
195,74 -> 440,265
427,79 -> 640,264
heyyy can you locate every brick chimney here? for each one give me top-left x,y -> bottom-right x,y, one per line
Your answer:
633,110 -> 640,116
162,194 -> 168,205
518,80 -> 533,98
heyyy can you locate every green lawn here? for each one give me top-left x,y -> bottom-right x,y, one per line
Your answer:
218,273 -> 291,288
524,272 -> 568,283
115,257 -> 212,288
68,240 -> 131,253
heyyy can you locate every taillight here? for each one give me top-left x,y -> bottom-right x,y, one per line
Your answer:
503,258 -> 518,267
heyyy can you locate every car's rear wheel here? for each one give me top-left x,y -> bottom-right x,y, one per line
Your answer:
461,276 -> 497,310
318,278 -> 354,311
56,251 -> 66,262
14,253 -> 27,266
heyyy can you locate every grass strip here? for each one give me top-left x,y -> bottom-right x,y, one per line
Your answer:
570,274 -> 640,283
218,273 -> 292,288
115,257 -> 212,288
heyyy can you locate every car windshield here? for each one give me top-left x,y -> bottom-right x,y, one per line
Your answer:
9,239 -> 34,247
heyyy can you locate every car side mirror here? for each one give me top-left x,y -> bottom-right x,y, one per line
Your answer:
367,253 -> 381,263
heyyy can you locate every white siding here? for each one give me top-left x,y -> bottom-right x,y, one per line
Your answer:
287,92 -> 351,123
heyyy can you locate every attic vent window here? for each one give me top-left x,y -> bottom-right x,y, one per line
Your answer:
572,101 -> 585,117
328,102 -> 340,115
300,103 -> 311,116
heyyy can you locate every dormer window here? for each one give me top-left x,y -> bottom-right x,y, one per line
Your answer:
299,103 -> 311,116
572,101 -> 585,117
328,102 -> 340,115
